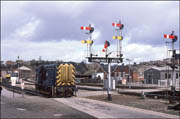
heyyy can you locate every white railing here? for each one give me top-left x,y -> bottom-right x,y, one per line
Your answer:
158,80 -> 168,87
158,79 -> 180,88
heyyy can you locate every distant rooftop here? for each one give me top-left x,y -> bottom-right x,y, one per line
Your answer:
18,66 -> 31,71
145,66 -> 179,71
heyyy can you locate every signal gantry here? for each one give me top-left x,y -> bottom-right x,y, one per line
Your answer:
80,21 -> 125,101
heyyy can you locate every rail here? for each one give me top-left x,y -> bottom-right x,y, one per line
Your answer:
2,83 -> 43,97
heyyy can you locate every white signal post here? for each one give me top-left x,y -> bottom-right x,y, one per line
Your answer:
170,32 -> 177,104
107,62 -> 111,100
164,31 -> 178,104
113,21 -> 123,57
11,78 -> 16,98
89,25 -> 92,56
80,24 -> 94,57
21,80 -> 25,97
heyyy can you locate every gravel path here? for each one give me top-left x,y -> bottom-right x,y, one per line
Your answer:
86,94 -> 180,116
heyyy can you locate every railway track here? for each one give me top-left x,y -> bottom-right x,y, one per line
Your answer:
2,83 -> 43,97
145,90 -> 180,101
77,83 -> 159,89
23,78 -> 36,83
22,78 -> 36,85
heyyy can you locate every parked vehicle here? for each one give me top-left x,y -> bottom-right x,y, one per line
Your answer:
10,72 -> 18,83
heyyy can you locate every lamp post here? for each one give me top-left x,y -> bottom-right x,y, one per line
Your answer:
126,58 -> 133,88
17,56 -> 20,83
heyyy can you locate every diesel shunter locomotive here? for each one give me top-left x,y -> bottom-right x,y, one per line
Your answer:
35,64 -> 76,97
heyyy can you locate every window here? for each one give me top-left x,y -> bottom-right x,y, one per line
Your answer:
123,72 -> 125,78
118,72 -> 121,77
165,73 -> 167,79
11,73 -> 18,77
114,72 -> 117,77
176,73 -> 178,79
116,72 -> 118,77
168,74 -> 171,78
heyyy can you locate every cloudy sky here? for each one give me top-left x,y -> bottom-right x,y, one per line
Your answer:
1,1 -> 179,63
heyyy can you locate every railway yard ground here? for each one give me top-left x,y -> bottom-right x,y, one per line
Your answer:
85,93 -> 180,116
1,82 -> 180,118
77,88 -> 180,116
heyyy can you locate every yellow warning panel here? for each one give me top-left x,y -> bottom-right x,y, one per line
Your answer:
56,64 -> 76,86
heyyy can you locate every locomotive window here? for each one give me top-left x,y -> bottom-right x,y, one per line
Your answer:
11,73 -> 18,77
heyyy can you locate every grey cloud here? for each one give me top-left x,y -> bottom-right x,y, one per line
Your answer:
2,1 -> 179,46
85,1 -> 179,47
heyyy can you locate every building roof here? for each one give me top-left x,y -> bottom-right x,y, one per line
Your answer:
151,66 -> 167,71
18,66 -> 32,71
144,66 -> 179,72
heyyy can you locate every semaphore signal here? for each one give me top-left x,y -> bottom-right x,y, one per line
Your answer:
102,40 -> 110,52
164,34 -> 175,39
80,26 -> 91,30
80,24 -> 94,57
112,22 -> 124,30
164,33 -> 178,42
164,30 -> 178,104
112,20 -> 124,58
80,24 -> 94,34
80,20 -> 125,101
